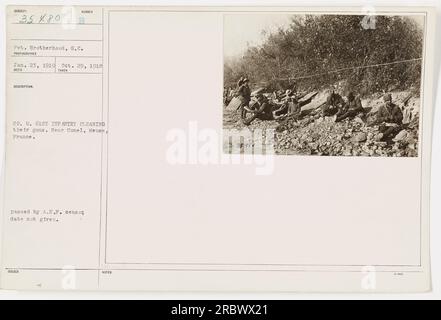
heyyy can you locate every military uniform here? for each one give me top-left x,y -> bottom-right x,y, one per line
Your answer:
322,92 -> 344,117
243,96 -> 273,125
375,94 -> 404,140
335,94 -> 364,122
376,102 -> 403,125
237,81 -> 251,118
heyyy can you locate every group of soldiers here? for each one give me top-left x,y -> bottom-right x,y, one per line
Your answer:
225,77 -> 302,125
225,77 -> 406,141
323,90 -> 405,140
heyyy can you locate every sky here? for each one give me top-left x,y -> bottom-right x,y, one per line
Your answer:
224,13 -> 425,58
224,13 -> 293,58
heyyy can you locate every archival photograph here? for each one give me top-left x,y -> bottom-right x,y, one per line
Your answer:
223,13 -> 424,156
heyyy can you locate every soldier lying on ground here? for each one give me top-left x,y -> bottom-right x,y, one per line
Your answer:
369,93 -> 404,141
335,92 -> 365,122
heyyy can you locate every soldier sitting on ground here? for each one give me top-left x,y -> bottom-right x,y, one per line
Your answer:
369,93 -> 404,141
272,89 -> 292,119
287,95 -> 302,119
321,91 -> 345,117
270,89 -> 303,121
335,92 -> 365,122
243,90 -> 274,126
285,90 -> 302,119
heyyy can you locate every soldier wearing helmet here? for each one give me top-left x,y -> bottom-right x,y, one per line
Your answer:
375,93 -> 403,125
372,93 -> 404,140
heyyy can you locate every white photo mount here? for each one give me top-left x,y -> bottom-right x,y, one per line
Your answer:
0,5 -> 436,292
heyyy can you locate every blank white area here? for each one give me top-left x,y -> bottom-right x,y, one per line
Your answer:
105,11 -> 421,266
